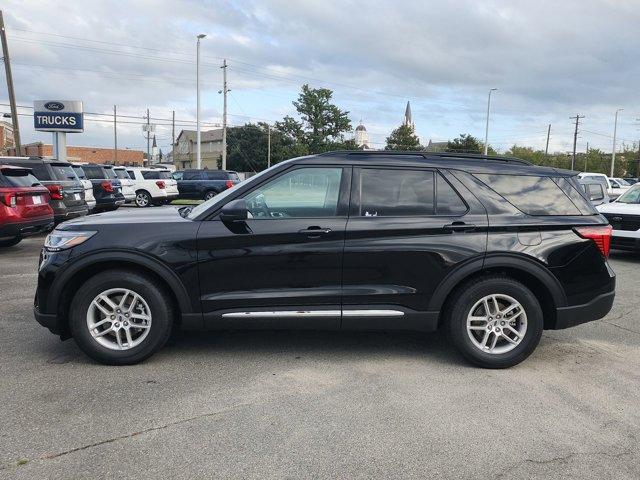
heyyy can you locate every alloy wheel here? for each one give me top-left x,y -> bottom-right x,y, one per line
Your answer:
205,191 -> 216,200
466,294 -> 527,355
136,192 -> 149,207
86,288 -> 152,350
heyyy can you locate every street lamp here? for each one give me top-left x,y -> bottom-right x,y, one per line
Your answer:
196,33 -> 206,169
610,108 -> 623,177
484,88 -> 498,156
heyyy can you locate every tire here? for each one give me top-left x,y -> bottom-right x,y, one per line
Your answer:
68,269 -> 174,365
204,190 -> 217,201
135,190 -> 152,208
445,275 -> 543,369
0,237 -> 21,247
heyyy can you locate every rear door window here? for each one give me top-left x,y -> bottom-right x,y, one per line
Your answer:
103,167 -> 117,179
141,170 -> 171,179
204,170 -> 227,180
436,173 -> 467,215
114,169 -> 130,179
359,168 -> 434,217
183,171 -> 202,180
475,174 -> 581,215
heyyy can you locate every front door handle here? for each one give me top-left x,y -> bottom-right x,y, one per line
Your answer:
443,222 -> 476,232
299,226 -> 332,237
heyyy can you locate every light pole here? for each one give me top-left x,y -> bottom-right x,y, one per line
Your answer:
610,108 -> 623,177
196,33 -> 206,169
484,88 -> 498,155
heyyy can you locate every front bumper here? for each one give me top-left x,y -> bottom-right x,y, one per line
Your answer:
34,303 -> 64,336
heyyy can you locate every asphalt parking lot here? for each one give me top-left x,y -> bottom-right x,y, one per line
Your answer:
1,235 -> 639,479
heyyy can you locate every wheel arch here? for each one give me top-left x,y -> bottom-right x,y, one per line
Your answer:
431,254 -> 567,329
52,251 -> 195,335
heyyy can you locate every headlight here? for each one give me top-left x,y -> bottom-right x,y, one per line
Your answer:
44,230 -> 97,251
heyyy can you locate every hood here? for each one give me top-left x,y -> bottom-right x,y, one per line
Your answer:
596,202 -> 640,214
59,206 -> 190,229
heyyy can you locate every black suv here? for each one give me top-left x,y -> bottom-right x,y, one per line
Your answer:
0,156 -> 87,224
34,152 -> 615,368
175,169 -> 240,200
82,164 -> 126,212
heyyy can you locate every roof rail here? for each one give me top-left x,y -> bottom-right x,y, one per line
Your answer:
319,150 -> 532,165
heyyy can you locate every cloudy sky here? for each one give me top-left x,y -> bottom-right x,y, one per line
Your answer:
1,0 -> 639,155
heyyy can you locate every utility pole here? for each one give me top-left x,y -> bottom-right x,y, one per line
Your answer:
171,110 -> 175,161
570,114 -> 584,171
113,105 -> 118,164
146,108 -> 150,164
267,124 -> 271,168
196,34 -> 205,169
545,123 -> 551,156
0,11 -> 21,155
483,88 -> 497,156
221,59 -> 228,170
611,108 -> 623,177
584,142 -> 589,172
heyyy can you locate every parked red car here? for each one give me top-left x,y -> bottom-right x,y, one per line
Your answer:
0,165 -> 54,247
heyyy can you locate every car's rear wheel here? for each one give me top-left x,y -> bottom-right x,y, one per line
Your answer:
0,237 -> 21,247
445,276 -> 543,368
69,269 -> 173,365
135,190 -> 151,207
204,190 -> 216,201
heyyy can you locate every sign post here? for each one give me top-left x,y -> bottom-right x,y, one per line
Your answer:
33,100 -> 84,162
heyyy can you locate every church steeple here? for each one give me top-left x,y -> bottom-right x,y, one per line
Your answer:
403,101 -> 414,129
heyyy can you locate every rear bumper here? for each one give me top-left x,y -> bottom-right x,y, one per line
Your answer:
53,204 -> 88,224
554,289 -> 615,329
0,217 -> 54,240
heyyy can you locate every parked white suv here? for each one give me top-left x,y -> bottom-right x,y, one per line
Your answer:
597,184 -> 640,251
125,167 -> 179,207
70,164 -> 97,212
578,172 -> 630,199
112,166 -> 136,203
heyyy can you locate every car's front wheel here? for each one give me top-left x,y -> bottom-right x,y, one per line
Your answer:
445,276 -> 543,368
68,269 -> 174,365
135,190 -> 151,207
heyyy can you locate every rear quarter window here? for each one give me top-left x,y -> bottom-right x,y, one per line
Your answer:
475,174 -> 582,216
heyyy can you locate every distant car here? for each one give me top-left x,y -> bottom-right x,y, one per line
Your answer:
112,166 -> 136,203
81,164 -> 126,212
578,179 -> 609,206
597,184 -> 640,251
577,172 -> 629,199
0,157 -> 88,224
623,177 -> 639,185
71,164 -> 97,212
126,167 -> 178,207
0,164 -> 54,247
175,169 -> 240,200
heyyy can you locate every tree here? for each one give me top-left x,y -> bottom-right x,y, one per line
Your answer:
276,84 -> 352,153
385,124 -> 422,150
446,134 -> 484,154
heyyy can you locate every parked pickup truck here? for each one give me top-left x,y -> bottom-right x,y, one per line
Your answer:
174,169 -> 240,200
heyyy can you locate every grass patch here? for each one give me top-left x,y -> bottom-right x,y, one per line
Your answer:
170,199 -> 203,205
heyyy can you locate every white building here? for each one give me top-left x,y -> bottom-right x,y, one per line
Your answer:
354,121 -> 370,149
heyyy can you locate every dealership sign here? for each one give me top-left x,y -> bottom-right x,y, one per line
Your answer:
33,100 -> 84,133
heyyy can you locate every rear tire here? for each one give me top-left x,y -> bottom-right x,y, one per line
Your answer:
68,269 -> 174,365
204,190 -> 216,201
445,275 -> 543,369
0,237 -> 21,247
135,190 -> 151,208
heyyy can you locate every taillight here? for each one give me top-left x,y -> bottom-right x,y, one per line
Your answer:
0,192 -> 16,207
47,184 -> 63,200
101,181 -> 114,193
156,180 -> 166,189
575,225 -> 612,258
225,180 -> 234,189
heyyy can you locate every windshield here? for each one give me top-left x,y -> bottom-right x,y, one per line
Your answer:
615,185 -> 640,204
114,169 -> 130,179
187,162 -> 287,219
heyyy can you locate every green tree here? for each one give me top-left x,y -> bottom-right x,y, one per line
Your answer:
446,134 -> 485,154
276,84 -> 352,153
385,124 -> 422,150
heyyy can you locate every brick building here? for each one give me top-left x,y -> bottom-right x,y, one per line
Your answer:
0,121 -> 15,152
3,142 -> 144,165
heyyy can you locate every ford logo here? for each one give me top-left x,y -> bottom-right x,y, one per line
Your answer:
44,101 -> 64,111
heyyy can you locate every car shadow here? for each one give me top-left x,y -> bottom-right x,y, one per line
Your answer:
609,249 -> 640,261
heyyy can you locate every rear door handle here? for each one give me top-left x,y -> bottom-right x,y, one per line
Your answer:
443,222 -> 476,232
299,226 -> 332,237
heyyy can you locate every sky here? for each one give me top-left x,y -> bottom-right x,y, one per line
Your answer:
1,0 -> 640,155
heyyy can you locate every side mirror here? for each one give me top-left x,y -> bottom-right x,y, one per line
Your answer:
220,198 -> 248,223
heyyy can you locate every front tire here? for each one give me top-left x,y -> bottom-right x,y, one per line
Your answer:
445,276 -> 543,369
68,269 -> 174,365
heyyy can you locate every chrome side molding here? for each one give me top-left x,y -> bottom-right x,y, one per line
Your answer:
221,309 -> 405,318
342,310 -> 404,317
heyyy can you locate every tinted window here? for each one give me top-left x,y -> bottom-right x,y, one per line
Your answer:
359,169 -> 434,217
0,168 -> 41,187
72,166 -> 87,179
554,177 -> 596,214
83,166 -> 106,179
436,174 -> 467,215
126,170 -> 135,179
173,171 -> 183,180
582,175 -> 608,189
141,170 -> 172,180
245,167 -> 342,218
228,172 -> 240,181
26,163 -> 51,181
183,171 -> 203,180
103,167 -> 117,179
113,169 -> 130,179
476,174 -> 581,215
50,163 -> 77,181
616,185 -> 640,204
204,170 -> 227,180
